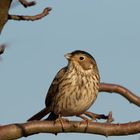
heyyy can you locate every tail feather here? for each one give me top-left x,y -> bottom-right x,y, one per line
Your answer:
46,112 -> 58,120
27,108 -> 50,121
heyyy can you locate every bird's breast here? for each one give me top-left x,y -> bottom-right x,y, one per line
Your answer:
52,72 -> 99,116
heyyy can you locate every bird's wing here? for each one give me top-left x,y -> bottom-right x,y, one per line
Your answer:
27,67 -> 67,121
45,67 -> 67,107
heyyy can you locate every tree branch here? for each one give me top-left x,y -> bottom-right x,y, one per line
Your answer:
8,7 -> 52,21
0,0 -> 52,33
0,0 -> 12,33
99,83 -> 140,107
18,0 -> 36,8
0,120 -> 140,139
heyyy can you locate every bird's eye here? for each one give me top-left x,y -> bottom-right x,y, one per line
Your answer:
79,56 -> 84,60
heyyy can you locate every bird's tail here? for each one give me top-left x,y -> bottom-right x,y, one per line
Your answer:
27,108 -> 50,121
46,112 -> 59,120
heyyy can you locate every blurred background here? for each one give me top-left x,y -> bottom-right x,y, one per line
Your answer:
0,0 -> 140,139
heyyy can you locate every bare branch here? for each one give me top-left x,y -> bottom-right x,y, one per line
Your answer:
18,0 -> 36,8
0,0 -> 12,33
99,83 -> 140,107
0,1 -> 51,33
8,7 -> 52,21
0,120 -> 140,139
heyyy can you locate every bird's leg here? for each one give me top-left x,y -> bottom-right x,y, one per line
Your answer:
77,114 -> 92,124
84,111 -> 106,120
84,111 -> 114,123
76,114 -> 92,121
76,114 -> 91,133
54,115 -> 69,132
55,114 -> 69,123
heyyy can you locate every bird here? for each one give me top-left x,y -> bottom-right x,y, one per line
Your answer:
28,50 -> 100,121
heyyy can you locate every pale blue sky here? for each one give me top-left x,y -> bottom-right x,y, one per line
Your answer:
0,0 -> 140,140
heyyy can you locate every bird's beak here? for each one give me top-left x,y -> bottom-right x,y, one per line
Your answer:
64,53 -> 72,60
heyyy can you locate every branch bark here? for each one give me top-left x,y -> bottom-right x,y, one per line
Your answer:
18,0 -> 36,8
8,7 -> 52,21
0,120 -> 140,140
99,83 -> 140,107
0,0 -> 12,33
0,0 -> 51,33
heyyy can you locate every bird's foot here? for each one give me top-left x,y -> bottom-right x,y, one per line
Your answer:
54,115 -> 69,135
55,116 -> 69,123
55,115 -> 69,128
76,114 -> 91,133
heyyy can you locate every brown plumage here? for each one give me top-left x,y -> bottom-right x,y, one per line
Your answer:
28,50 -> 100,121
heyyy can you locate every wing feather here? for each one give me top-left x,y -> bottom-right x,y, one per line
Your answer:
45,67 -> 67,107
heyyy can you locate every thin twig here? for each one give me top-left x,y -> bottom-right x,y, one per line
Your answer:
18,0 -> 36,8
8,7 -> 52,21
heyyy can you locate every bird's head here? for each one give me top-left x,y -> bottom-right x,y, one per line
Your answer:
64,50 -> 99,73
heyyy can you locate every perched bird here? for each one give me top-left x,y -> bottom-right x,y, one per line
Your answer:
28,50 -> 100,121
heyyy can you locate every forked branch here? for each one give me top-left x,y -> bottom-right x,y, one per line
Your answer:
0,0 -> 52,33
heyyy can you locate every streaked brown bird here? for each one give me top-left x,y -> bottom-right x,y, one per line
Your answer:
28,50 -> 100,121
